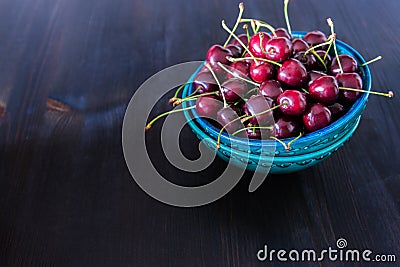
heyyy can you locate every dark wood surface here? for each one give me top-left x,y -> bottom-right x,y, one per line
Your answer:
1,0 -> 400,266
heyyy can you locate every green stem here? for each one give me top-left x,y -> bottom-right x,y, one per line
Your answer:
205,63 -> 227,107
228,56 -> 282,67
145,106 -> 196,130
339,87 -> 393,98
217,62 -> 260,87
223,2 -> 245,47
284,0 -> 292,37
361,56 -> 382,67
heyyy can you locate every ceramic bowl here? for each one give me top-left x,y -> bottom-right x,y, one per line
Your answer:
182,31 -> 371,174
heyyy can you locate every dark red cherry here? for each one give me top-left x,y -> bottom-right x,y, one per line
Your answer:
314,50 -> 331,71
231,33 -> 249,47
303,30 -> 327,46
243,95 -> 274,125
226,44 -> 242,58
336,72 -> 363,103
193,71 -> 218,94
276,90 -> 307,116
308,76 -> 339,105
249,61 -> 275,83
217,107 -> 246,137
249,32 -> 272,58
195,96 -> 223,119
274,115 -> 302,139
330,54 -> 358,75
327,102 -> 347,121
228,101 -> 244,116
275,28 -> 291,39
302,103 -> 331,132
225,61 -> 250,79
292,38 -> 309,54
293,51 -> 316,70
308,70 -> 327,85
219,78 -> 248,102
265,37 -> 292,62
258,80 -> 283,101
206,44 -> 233,69
277,58 -> 308,88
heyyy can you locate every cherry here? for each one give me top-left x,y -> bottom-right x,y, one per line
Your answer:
219,78 -> 248,102
195,96 -> 223,119
193,71 -> 218,94
248,32 -> 272,58
274,115 -> 302,139
249,61 -> 275,83
308,70 -> 327,85
225,61 -> 250,79
291,38 -> 309,54
303,30 -> 327,46
275,27 -> 291,39
327,102 -> 347,121
293,51 -> 316,70
276,89 -> 307,116
258,80 -> 283,101
243,95 -> 274,125
277,58 -> 308,88
308,75 -> 339,105
314,50 -> 331,71
302,103 -> 331,132
336,72 -> 362,103
206,44 -> 233,69
231,33 -> 249,47
217,107 -> 246,137
330,54 -> 358,75
265,37 -> 292,62
242,52 -> 255,64
226,44 -> 242,58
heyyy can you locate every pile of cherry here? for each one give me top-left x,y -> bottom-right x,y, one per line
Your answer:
146,1 -> 392,150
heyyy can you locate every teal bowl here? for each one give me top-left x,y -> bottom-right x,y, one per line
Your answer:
182,31 -> 371,174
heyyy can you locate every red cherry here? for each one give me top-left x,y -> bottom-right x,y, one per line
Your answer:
277,58 -> 308,88
302,103 -> 331,132
308,76 -> 339,105
231,33 -> 249,47
219,78 -> 248,102
336,72 -> 363,103
330,54 -> 358,75
303,30 -> 327,46
249,61 -> 275,83
226,44 -> 242,58
265,37 -> 292,62
275,28 -> 291,39
292,38 -> 309,54
206,44 -> 233,69
258,80 -> 283,101
226,61 -> 250,79
195,96 -> 223,119
274,115 -> 302,139
277,89 -> 307,116
248,32 -> 272,58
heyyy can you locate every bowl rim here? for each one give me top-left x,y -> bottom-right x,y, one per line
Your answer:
182,31 -> 371,147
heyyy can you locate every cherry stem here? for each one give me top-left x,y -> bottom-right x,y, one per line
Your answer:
228,56 -> 282,67
310,50 -> 327,71
246,87 -> 259,95
270,132 -> 303,151
241,19 -> 277,36
361,56 -> 382,67
324,36 -> 334,60
303,36 -> 334,56
327,18 -> 343,74
243,24 -> 251,44
216,104 -> 284,149
339,87 -> 394,98
169,82 -> 193,103
301,88 -> 309,94
205,63 -> 227,107
172,91 -> 219,106
224,2 -> 245,47
284,0 -> 292,37
250,19 -> 257,34
145,106 -> 196,131
231,125 -> 274,137
217,62 -> 260,87
222,20 -> 259,65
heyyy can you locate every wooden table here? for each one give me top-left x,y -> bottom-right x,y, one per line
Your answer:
1,0 -> 399,266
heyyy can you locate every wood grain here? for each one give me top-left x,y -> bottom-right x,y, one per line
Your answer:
0,0 -> 399,266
